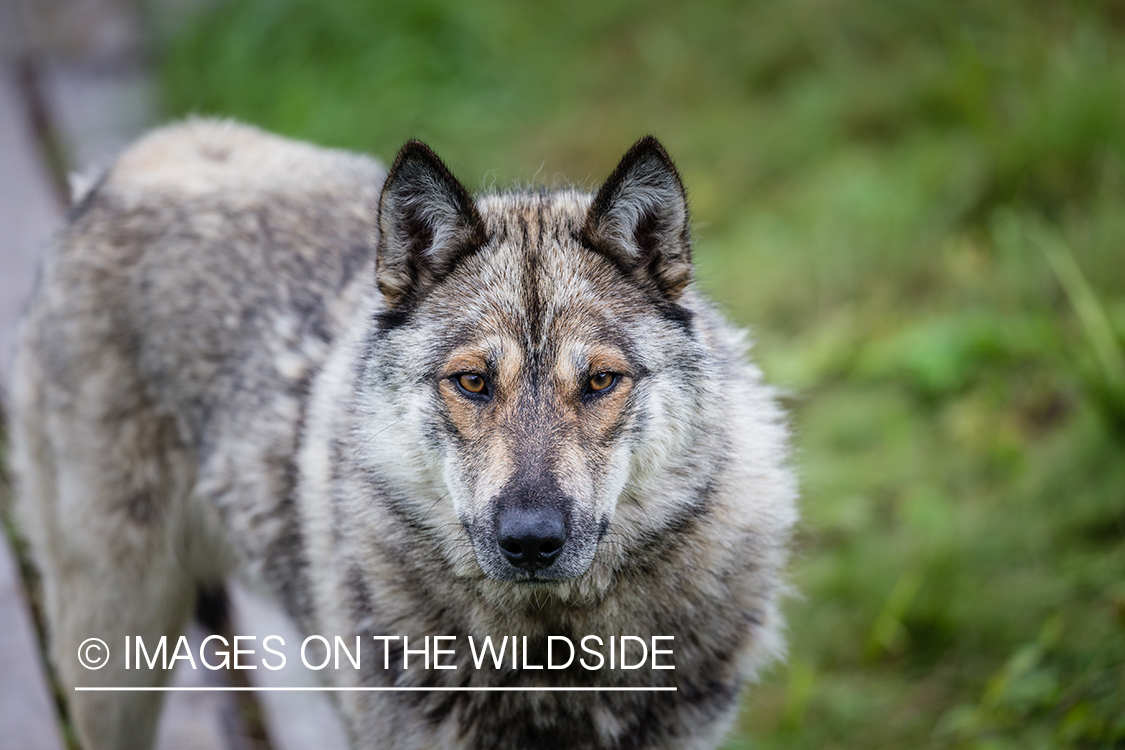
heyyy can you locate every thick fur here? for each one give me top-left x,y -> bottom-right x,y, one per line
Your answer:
10,120 -> 797,750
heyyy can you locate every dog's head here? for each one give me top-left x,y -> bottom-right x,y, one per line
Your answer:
359,137 -> 709,590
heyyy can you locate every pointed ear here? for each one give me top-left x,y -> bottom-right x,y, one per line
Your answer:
376,141 -> 485,305
582,136 -> 692,299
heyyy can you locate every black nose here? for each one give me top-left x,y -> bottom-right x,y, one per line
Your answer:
497,507 -> 567,571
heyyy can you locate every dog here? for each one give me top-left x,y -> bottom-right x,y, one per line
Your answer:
10,120 -> 797,750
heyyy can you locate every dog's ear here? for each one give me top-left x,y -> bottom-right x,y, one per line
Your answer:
583,136 -> 692,299
376,141 -> 485,305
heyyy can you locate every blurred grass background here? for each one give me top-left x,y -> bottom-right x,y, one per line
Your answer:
155,1 -> 1125,747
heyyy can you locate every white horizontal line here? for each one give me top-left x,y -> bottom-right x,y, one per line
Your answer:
76,686 -> 676,692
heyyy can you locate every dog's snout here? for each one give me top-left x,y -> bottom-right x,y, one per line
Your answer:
497,507 -> 567,571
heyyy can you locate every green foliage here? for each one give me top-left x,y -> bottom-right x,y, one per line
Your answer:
159,0 -> 1125,746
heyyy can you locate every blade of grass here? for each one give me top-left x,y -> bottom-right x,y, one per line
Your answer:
1031,225 -> 1125,396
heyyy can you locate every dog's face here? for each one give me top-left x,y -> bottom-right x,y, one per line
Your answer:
360,138 -> 703,587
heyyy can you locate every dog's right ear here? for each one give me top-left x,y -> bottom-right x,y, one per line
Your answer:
376,141 -> 484,305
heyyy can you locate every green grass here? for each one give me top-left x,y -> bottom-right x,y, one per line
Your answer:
157,1 -> 1125,746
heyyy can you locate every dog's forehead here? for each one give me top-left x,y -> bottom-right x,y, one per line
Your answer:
475,189 -> 592,239
413,189 -> 655,363
444,189 -> 636,322
476,191 -> 591,282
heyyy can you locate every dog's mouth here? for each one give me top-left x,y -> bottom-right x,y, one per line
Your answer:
466,536 -> 596,583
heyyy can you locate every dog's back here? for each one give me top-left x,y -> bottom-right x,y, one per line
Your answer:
26,119 -> 382,448
11,120 -> 384,748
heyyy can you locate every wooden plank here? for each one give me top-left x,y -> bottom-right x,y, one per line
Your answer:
0,531 -> 66,750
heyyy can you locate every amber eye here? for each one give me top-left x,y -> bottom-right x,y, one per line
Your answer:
588,372 -> 617,393
457,374 -> 488,395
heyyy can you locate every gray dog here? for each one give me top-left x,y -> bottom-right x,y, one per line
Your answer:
10,120 -> 797,749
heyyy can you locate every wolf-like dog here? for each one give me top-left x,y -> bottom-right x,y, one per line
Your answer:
10,120 -> 797,750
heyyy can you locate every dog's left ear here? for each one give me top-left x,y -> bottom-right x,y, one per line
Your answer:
376,141 -> 485,305
583,136 -> 692,299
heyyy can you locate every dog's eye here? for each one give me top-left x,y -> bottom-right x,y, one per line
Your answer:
587,372 -> 617,394
456,374 -> 489,397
